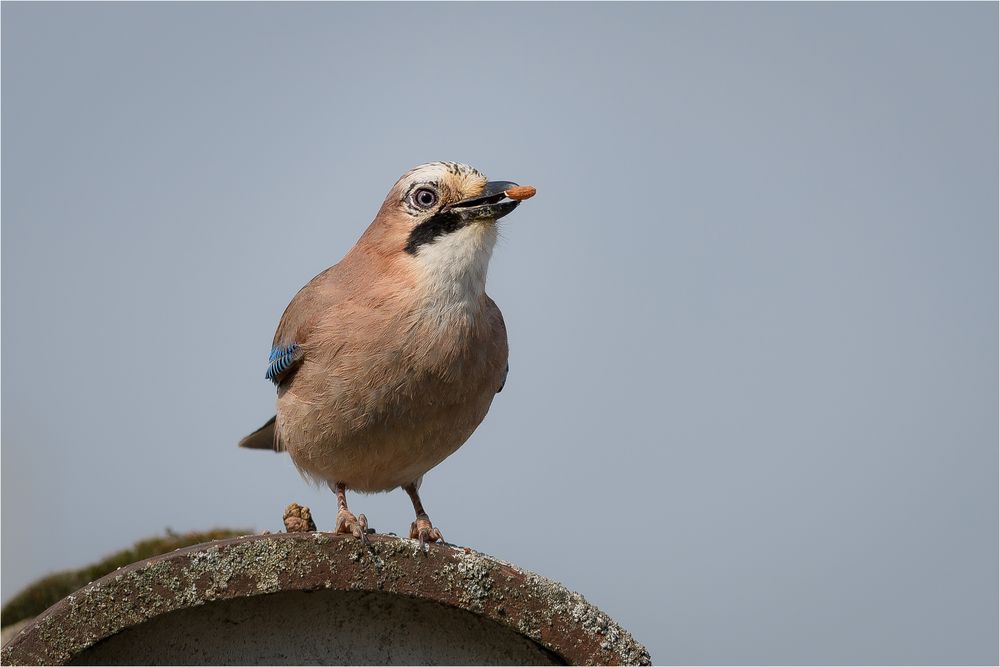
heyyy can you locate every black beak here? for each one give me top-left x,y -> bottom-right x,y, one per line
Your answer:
445,180 -> 521,222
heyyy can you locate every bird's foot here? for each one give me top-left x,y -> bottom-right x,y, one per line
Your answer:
335,509 -> 370,544
283,503 -> 316,533
409,514 -> 443,552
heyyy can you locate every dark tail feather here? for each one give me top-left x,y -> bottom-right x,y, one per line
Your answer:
238,416 -> 285,452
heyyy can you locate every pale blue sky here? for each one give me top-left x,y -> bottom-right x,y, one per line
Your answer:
2,3 -> 997,664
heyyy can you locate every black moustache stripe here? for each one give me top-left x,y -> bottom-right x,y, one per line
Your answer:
404,210 -> 464,255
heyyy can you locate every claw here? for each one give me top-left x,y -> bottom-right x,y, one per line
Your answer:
336,508 -> 369,544
357,513 -> 370,546
409,514 -> 443,553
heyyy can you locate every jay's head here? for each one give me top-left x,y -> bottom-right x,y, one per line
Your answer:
362,162 -> 530,295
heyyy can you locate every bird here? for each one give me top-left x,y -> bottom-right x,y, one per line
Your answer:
239,161 -> 534,548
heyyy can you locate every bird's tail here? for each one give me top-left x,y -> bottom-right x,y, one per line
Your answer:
238,416 -> 285,452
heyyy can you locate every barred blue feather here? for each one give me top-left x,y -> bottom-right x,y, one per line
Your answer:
266,343 -> 300,385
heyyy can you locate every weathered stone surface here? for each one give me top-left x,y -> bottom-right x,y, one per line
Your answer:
69,590 -> 563,665
1,533 -> 651,666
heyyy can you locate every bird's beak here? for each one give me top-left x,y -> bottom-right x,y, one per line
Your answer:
444,181 -> 522,222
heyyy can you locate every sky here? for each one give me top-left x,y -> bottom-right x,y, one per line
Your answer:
2,3 -> 997,664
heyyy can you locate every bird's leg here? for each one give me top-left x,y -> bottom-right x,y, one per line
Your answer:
404,482 -> 444,551
332,482 -> 369,544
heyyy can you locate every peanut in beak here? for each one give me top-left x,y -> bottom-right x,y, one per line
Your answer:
505,185 -> 537,201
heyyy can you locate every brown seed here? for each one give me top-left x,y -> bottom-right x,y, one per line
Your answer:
505,185 -> 537,201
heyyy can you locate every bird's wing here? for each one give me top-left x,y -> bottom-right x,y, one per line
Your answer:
484,294 -> 510,394
266,342 -> 302,385
265,265 -> 342,386
243,260 -> 360,451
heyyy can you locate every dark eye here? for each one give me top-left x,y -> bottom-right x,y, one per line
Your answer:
413,188 -> 438,209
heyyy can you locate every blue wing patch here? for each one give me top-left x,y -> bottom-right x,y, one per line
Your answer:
266,343 -> 301,385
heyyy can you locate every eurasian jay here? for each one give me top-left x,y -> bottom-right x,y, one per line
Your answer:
240,162 -> 533,548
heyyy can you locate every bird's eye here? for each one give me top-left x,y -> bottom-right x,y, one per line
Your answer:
413,188 -> 438,209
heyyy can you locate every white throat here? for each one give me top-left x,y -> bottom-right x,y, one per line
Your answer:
412,223 -> 497,311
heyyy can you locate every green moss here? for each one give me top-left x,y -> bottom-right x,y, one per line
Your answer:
1,528 -> 251,628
